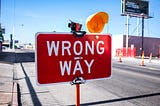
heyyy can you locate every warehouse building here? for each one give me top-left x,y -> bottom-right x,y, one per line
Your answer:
112,35 -> 160,57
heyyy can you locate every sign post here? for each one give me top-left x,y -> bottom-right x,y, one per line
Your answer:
76,84 -> 80,106
70,77 -> 85,106
36,32 -> 112,105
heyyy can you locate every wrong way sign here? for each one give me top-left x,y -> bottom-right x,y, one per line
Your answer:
36,33 -> 111,84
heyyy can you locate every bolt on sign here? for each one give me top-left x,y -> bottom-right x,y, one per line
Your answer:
35,33 -> 112,84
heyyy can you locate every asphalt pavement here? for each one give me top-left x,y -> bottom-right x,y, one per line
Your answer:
16,57 -> 160,106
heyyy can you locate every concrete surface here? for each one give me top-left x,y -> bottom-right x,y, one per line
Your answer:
0,50 -> 34,106
0,62 -> 18,106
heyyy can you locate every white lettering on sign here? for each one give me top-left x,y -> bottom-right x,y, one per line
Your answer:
59,59 -> 94,76
85,41 -> 94,55
73,60 -> 83,75
84,59 -> 94,74
47,41 -> 59,56
74,41 -> 83,55
46,40 -> 104,56
62,41 -> 71,56
46,40 -> 104,76
59,61 -> 72,76
97,41 -> 104,54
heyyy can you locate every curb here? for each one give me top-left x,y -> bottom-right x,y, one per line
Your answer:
11,82 -> 18,106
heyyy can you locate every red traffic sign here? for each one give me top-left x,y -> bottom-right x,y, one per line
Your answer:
36,33 -> 112,84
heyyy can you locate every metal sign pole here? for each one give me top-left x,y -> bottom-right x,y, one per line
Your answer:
71,77 -> 85,106
76,84 -> 80,106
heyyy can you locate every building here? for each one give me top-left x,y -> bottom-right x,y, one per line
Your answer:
112,35 -> 160,57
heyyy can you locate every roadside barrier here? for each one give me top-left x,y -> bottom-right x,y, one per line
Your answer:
149,52 -> 152,63
118,50 -> 122,62
140,51 -> 145,66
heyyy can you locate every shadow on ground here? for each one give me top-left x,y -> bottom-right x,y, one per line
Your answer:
69,92 -> 160,106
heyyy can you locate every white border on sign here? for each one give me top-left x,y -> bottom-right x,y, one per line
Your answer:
35,32 -> 112,86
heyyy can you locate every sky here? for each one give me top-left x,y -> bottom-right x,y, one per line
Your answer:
1,0 -> 160,44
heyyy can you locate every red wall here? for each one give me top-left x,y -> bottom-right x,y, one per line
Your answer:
123,35 -> 160,57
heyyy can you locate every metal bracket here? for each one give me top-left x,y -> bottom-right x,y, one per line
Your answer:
71,31 -> 86,38
70,77 -> 86,85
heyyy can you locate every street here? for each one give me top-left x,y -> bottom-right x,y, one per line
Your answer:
14,57 -> 160,106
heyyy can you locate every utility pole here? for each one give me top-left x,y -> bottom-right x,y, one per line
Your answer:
126,14 -> 130,56
141,16 -> 144,52
12,0 -> 15,50
137,18 -> 140,36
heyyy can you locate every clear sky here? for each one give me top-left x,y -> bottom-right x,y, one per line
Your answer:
1,0 -> 160,44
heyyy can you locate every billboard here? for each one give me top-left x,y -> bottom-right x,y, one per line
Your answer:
121,0 -> 149,17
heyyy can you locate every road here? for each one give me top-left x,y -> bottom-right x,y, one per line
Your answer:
14,57 -> 160,106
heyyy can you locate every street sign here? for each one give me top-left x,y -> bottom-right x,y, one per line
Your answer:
36,33 -> 111,84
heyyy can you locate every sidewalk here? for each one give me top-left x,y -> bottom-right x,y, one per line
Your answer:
0,50 -> 34,106
0,62 -> 18,106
